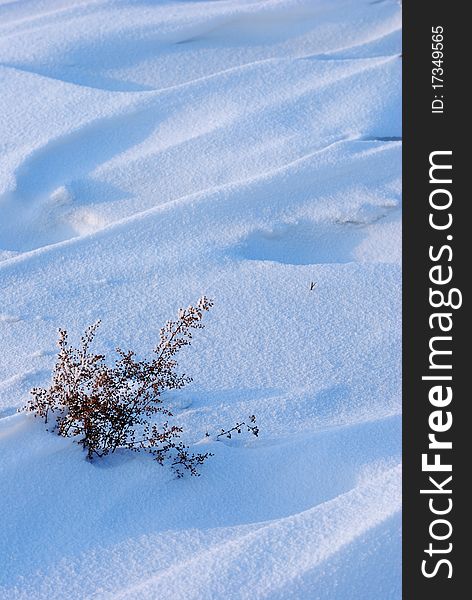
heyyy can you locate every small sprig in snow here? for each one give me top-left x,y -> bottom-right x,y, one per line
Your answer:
215,415 -> 259,440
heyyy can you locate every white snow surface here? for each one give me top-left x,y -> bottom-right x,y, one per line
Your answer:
0,0 -> 401,598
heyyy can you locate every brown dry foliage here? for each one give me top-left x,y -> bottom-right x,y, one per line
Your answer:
25,297 -> 214,477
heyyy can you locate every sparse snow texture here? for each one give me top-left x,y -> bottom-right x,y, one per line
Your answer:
0,1 -> 401,598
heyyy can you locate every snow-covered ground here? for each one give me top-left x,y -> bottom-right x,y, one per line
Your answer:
0,1 -> 401,598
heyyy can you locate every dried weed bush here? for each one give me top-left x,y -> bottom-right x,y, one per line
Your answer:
26,297 -> 215,476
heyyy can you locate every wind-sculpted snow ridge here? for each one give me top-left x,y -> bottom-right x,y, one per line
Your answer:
0,413 -> 401,599
0,1 -> 401,598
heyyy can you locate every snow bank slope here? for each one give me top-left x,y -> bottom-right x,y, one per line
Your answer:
0,1 -> 401,598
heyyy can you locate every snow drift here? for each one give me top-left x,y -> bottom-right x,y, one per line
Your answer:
0,0 -> 401,598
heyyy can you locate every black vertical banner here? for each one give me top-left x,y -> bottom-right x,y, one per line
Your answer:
404,1 -> 466,598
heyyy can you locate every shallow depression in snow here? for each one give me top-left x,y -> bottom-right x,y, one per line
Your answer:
236,218 -> 380,265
